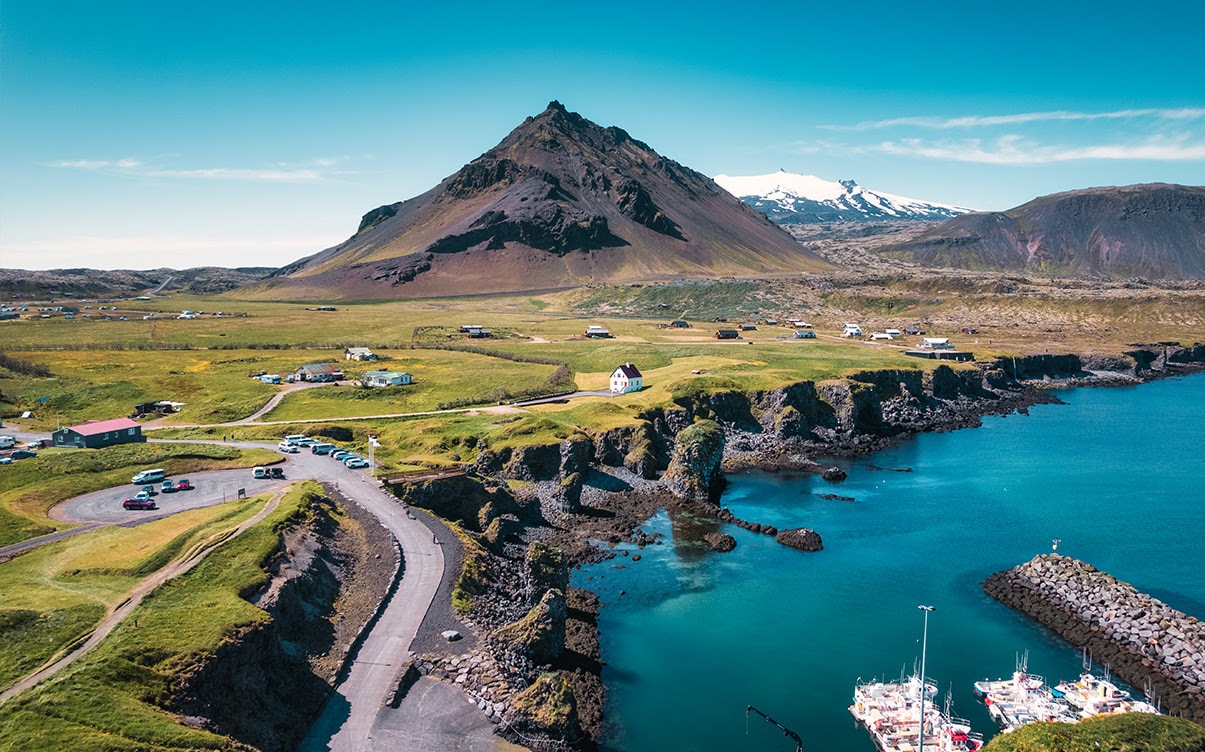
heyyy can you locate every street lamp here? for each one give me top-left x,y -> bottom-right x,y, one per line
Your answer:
368,435 -> 380,479
918,605 -> 936,752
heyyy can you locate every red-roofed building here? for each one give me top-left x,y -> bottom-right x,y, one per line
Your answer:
609,363 -> 643,394
52,417 -> 146,449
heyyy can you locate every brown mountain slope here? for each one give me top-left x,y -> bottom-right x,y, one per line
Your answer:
880,184 -> 1205,279
250,102 -> 834,300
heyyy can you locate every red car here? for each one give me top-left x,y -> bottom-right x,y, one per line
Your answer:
123,498 -> 157,510
176,478 -> 192,490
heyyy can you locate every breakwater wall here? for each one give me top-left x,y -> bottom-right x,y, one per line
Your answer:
983,554 -> 1205,724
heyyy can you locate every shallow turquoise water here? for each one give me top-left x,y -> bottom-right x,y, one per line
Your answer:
574,374 -> 1205,751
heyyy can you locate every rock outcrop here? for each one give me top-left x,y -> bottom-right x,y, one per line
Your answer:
776,527 -> 824,552
661,419 -> 726,501
702,532 -> 737,552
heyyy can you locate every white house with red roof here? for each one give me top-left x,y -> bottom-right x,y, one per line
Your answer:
609,363 -> 643,394
52,417 -> 146,449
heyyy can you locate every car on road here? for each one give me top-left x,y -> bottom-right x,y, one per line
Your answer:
123,498 -> 157,510
331,450 -> 355,461
277,442 -> 300,453
270,467 -> 285,479
0,457 -> 12,465
161,479 -> 176,493
10,449 -> 37,460
132,468 -> 166,484
134,490 -> 153,502
253,466 -> 268,479
176,478 -> 192,490
344,457 -> 370,469
141,484 -> 158,496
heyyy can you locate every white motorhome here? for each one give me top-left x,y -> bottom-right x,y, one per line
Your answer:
842,324 -> 863,338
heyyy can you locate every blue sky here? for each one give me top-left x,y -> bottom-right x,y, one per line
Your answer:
3,1 -> 1203,270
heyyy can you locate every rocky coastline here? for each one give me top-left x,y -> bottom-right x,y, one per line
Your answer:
984,554 -> 1205,723
393,343 -> 1205,750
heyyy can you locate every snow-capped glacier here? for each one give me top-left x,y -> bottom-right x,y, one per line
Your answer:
713,170 -> 974,223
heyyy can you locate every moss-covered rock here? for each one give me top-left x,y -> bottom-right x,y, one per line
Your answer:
662,419 -> 725,501
503,671 -> 582,749
493,588 -> 567,666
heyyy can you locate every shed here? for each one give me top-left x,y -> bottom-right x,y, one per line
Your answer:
53,417 -> 145,449
921,337 -> 954,350
715,329 -> 740,340
585,325 -> 611,338
670,319 -> 690,329
345,347 -> 377,361
609,363 -> 643,394
293,363 -> 345,382
361,370 -> 413,387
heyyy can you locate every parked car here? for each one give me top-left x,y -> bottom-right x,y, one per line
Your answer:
331,450 -> 355,461
29,439 -> 48,449
344,457 -> 370,469
253,466 -> 268,479
0,457 -> 12,465
134,490 -> 152,502
161,479 -> 176,493
141,484 -> 158,496
176,478 -> 192,490
277,442 -> 300,453
10,449 -> 37,460
123,498 -> 157,510
270,467 -> 285,479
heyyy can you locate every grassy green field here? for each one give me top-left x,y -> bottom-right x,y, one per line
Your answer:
0,443 -> 276,547
0,484 -> 318,752
0,498 -> 265,691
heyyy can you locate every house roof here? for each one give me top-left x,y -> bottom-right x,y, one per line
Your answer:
67,417 -> 140,436
346,347 -> 374,354
613,363 -> 642,378
298,363 -> 341,374
364,370 -> 409,378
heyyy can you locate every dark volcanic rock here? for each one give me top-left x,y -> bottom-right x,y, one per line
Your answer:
702,532 -> 737,552
821,467 -> 847,482
776,527 -> 824,552
662,420 -> 726,501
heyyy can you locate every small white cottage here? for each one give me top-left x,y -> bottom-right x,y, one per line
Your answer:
361,370 -> 412,387
609,363 -> 643,394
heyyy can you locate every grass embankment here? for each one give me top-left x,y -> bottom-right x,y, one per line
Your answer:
0,443 -> 276,547
0,483 -> 319,752
0,499 -> 265,691
981,712 -> 1205,752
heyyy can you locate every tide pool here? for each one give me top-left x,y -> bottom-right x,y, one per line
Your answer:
575,374 -> 1205,751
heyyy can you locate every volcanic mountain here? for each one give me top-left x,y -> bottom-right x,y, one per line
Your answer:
256,102 -> 833,299
714,170 -> 973,223
881,184 -> 1205,279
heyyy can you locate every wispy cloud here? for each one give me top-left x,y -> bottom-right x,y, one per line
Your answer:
870,134 -> 1205,164
826,108 -> 1205,131
46,156 -> 352,183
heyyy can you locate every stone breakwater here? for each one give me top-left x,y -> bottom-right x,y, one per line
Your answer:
983,554 -> 1205,723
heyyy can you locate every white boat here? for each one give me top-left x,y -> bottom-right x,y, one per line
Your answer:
851,674 -> 984,752
1052,671 -> 1160,719
973,653 -> 1081,731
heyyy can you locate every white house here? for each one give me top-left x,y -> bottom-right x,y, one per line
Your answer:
361,370 -> 412,387
842,323 -> 863,338
609,363 -> 643,394
345,347 -> 377,361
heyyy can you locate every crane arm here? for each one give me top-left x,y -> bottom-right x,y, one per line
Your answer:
745,705 -> 803,752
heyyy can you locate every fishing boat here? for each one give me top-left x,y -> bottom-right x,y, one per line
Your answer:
972,653 -> 1080,731
851,673 -> 983,751
1052,671 -> 1160,719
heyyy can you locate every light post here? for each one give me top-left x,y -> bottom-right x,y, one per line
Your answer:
918,604 -> 936,752
368,435 -> 380,479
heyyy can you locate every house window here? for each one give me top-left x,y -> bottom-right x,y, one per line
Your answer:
128,428 -> 136,436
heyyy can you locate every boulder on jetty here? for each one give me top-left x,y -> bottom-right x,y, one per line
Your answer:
776,528 -> 823,552
984,553 -> 1205,724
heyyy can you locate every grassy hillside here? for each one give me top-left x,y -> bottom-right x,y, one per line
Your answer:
981,713 -> 1205,752
0,484 -> 319,752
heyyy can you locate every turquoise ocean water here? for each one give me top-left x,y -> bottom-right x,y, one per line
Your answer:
574,374 -> 1205,751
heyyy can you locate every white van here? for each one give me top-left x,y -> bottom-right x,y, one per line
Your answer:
253,466 -> 268,479
0,435 -> 15,449
132,468 -> 167,484
283,434 -> 308,445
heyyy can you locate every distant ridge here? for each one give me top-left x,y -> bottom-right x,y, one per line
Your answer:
254,103 -> 834,300
881,183 -> 1205,279
714,170 -> 973,224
